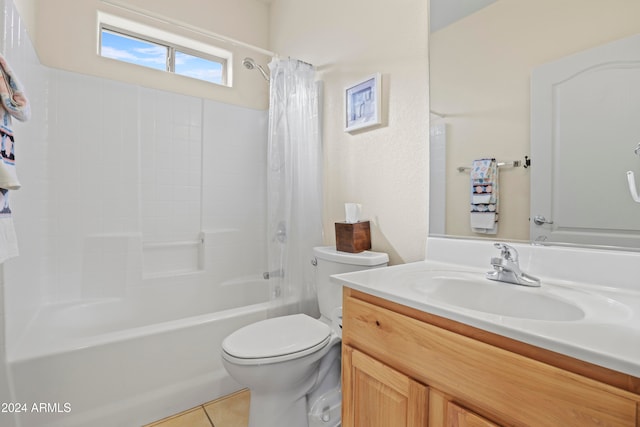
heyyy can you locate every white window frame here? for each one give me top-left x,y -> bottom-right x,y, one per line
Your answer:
97,12 -> 233,87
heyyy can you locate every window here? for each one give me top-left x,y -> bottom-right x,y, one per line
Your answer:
98,14 -> 231,86
174,49 -> 225,84
101,29 -> 168,72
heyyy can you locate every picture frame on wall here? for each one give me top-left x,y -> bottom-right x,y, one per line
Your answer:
344,73 -> 381,132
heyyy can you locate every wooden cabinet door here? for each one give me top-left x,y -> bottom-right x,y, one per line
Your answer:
342,345 -> 428,427
446,402 -> 500,427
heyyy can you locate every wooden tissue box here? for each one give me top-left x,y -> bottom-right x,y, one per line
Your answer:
335,221 -> 371,253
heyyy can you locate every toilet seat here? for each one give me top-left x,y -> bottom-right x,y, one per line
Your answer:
222,314 -> 332,366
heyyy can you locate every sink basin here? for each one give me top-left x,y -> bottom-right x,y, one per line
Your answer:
425,275 -> 584,321
408,271 -> 590,321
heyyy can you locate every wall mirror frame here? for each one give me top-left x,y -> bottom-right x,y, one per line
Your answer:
429,0 -> 640,252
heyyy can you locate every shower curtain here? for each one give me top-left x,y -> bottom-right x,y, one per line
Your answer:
266,58 -> 322,318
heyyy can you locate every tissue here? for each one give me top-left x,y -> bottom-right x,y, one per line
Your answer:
344,203 -> 362,223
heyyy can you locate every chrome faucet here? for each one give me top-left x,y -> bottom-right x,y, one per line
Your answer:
486,243 -> 540,287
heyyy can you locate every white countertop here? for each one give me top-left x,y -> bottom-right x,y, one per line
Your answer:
333,256 -> 640,379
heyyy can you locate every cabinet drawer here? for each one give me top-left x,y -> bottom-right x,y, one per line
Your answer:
343,294 -> 638,426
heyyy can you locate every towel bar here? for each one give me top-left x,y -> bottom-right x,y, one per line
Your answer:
457,158 -> 527,173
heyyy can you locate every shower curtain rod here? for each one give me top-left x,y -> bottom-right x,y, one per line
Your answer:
99,0 -> 276,57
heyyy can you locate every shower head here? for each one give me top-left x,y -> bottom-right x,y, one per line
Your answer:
242,57 -> 269,81
242,57 -> 257,69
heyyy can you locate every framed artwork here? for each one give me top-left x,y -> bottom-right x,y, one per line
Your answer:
344,73 -> 381,132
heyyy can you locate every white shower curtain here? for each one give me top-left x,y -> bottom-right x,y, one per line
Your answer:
266,58 -> 322,318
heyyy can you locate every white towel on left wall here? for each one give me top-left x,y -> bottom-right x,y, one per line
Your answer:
0,52 -> 31,190
0,188 -> 18,262
0,52 -> 31,262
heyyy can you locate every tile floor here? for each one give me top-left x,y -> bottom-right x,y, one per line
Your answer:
144,389 -> 250,427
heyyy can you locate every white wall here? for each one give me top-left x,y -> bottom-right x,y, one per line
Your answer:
270,0 -> 430,265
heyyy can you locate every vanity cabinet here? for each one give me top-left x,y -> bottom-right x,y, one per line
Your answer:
342,288 -> 640,427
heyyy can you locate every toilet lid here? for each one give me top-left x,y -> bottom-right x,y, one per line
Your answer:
222,314 -> 331,359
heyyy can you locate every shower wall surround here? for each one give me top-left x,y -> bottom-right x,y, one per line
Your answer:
1,0 -> 267,360
1,0 -> 50,368
1,0 -> 47,424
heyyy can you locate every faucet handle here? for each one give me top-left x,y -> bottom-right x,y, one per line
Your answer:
493,242 -> 519,263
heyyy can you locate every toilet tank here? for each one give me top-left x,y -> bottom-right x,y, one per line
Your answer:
313,246 -> 389,320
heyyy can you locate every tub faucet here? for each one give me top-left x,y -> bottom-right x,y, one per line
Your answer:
486,243 -> 540,287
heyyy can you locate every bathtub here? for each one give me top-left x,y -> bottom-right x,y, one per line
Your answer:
7,274 -> 272,427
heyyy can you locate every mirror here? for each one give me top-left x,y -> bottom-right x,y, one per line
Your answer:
429,0 -> 640,249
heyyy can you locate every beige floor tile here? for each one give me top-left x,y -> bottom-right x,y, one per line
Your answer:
144,407 -> 213,427
203,389 -> 250,427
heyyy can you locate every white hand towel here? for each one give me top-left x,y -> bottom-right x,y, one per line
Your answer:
472,194 -> 492,204
471,212 -> 497,231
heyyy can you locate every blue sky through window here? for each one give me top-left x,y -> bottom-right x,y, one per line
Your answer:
101,31 -> 167,71
175,51 -> 223,84
101,29 -> 225,85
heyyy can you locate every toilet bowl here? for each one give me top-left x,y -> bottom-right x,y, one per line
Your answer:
221,246 -> 389,427
222,314 -> 341,427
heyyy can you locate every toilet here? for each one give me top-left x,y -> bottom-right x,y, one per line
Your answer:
221,246 -> 389,427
